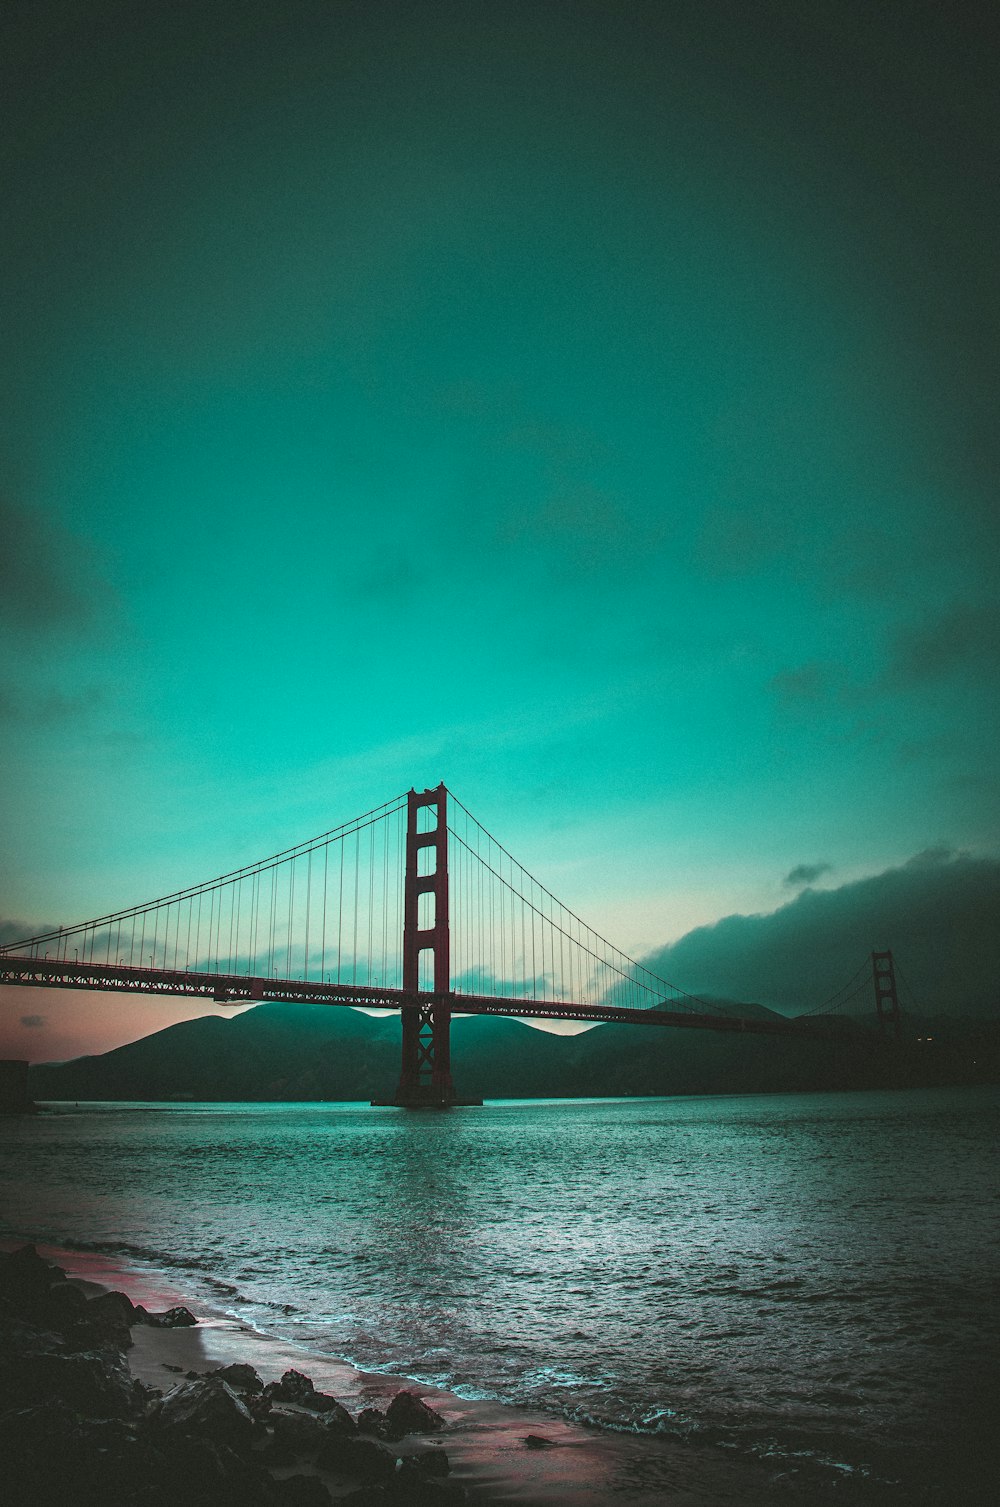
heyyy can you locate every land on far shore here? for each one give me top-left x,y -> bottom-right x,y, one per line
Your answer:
25,1000 -> 1000,1103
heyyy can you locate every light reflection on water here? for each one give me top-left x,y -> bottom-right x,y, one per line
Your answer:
2,1087 -> 998,1501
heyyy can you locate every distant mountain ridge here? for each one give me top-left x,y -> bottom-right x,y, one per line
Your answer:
26,1001 -> 999,1102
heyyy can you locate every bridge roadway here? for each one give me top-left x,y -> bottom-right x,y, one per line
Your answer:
0,955 -> 831,1037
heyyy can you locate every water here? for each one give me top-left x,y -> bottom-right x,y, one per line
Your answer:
2,1087 -> 998,1502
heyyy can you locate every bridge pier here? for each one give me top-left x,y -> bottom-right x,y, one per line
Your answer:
373,784 -> 480,1108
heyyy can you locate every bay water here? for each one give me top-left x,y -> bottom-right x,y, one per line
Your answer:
2,1087 -> 997,1502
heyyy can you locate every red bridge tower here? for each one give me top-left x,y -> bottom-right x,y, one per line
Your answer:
871,949 -> 902,1041
379,784 -> 481,1108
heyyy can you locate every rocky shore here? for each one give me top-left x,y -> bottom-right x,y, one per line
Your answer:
0,1245 -> 466,1507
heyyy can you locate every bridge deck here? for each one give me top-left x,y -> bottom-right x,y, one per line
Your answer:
0,956 -> 835,1037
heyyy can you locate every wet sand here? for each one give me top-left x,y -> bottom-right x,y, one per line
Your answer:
15,1240 -> 818,1507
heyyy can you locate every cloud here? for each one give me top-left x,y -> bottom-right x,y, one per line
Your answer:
644,850 -> 1000,1017
0,919 -> 53,947
784,862 -> 832,888
904,844 -> 957,869
888,604 -> 1000,686
0,495 -> 107,635
20,1015 -> 46,1029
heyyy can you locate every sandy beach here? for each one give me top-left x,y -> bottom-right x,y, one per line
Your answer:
5,1239 -> 818,1507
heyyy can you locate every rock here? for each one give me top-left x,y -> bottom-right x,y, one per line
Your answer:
156,1432 -> 275,1507
259,1435 -> 298,1467
43,1279 -> 88,1324
337,1490 -> 389,1507
151,1376 -> 256,1449
524,1433 -> 556,1448
315,1433 -> 398,1482
0,1245 -> 62,1301
80,1289 -> 135,1349
139,1303 -> 198,1328
246,1390 -> 274,1424
269,1405 -> 330,1453
384,1389 -> 446,1437
357,1406 -> 391,1437
313,1393 -> 356,1431
212,1361 -> 264,1393
0,1318 -> 64,1405
0,1251 -> 91,1337
402,1447 -> 451,1477
89,1287 -> 136,1322
0,1400 -> 162,1507
388,1462 -> 467,1504
270,1473 -> 334,1506
16,1347 -> 139,1419
262,1368 -> 355,1427
264,1368 -> 317,1406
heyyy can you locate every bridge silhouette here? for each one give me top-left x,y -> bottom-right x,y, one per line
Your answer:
0,784 -> 901,1106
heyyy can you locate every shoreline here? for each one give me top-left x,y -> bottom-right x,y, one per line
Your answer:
3,1236 -> 819,1506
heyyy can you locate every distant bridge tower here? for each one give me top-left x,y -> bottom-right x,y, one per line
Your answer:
872,950 -> 901,1040
383,784 -> 480,1108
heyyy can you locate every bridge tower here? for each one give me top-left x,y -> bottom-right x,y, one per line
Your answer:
384,784 -> 480,1108
872,949 -> 901,1040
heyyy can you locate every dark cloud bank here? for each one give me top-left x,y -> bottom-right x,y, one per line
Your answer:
647,849 -> 999,1018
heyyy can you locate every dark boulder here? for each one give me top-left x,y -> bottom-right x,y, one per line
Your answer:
136,1303 -> 198,1327
313,1393 -> 355,1431
264,1368 -> 317,1407
155,1432 -> 275,1507
0,1245 -> 64,1302
42,1279 -> 89,1326
315,1433 -> 398,1482
0,1248 -> 101,1339
358,1406 -> 391,1438
263,1368 -> 355,1429
259,1434 -> 299,1467
79,1289 -> 136,1350
402,1447 -> 451,1477
151,1376 -> 256,1449
270,1473 -> 334,1506
388,1461 -> 466,1504
0,1400 -> 161,1507
246,1390 -> 274,1424
211,1361 -> 264,1393
524,1433 -> 556,1448
0,1308 -> 63,1350
384,1390 -> 446,1437
14,1346 -> 138,1419
269,1405 -> 330,1453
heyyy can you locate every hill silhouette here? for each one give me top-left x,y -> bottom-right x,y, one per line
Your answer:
26,1001 -> 999,1102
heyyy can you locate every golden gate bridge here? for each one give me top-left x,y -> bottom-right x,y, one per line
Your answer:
0,785 -> 902,1105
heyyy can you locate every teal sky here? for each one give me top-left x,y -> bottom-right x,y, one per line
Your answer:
2,2 -> 998,1055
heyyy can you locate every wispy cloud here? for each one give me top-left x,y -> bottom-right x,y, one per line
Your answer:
888,604 -> 1000,686
1,919 -> 53,947
0,495 -> 108,635
20,1014 -> 46,1029
784,862 -> 832,889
